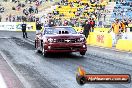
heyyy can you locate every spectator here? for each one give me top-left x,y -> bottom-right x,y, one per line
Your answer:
110,19 -> 121,44
9,14 -> 12,22
29,6 -> 33,14
49,19 -> 55,27
29,0 -> 32,4
89,18 -> 95,32
21,21 -> 28,38
6,15 -> 8,22
36,20 -> 42,34
63,20 -> 68,26
98,21 -> 103,28
44,21 -> 49,27
35,0 -> 39,7
12,15 -> 16,22
12,6 -> 16,10
120,20 -> 128,32
35,7 -> 38,14
83,20 -> 91,38
0,7 -> 4,13
104,14 -> 106,21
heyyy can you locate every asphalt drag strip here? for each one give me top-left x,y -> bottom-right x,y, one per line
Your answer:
0,52 -> 24,88
0,37 -> 131,88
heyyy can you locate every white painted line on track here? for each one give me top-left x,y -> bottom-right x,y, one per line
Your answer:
0,37 -> 11,39
0,51 -> 31,88
0,73 -> 7,88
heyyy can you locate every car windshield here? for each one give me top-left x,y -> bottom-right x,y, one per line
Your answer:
44,27 -> 77,35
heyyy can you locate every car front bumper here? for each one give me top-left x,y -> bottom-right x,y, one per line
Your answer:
44,43 -> 87,53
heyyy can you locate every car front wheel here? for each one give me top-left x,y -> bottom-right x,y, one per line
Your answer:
80,52 -> 86,55
42,48 -> 48,57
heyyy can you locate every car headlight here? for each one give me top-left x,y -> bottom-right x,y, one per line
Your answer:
83,45 -> 86,48
53,39 -> 57,43
47,38 -> 53,43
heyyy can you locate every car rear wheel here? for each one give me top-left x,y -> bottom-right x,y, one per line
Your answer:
80,52 -> 86,55
36,40 -> 43,53
35,40 -> 36,48
37,49 -> 42,53
36,45 -> 42,53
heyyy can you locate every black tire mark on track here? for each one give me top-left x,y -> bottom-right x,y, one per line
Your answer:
11,37 -> 35,50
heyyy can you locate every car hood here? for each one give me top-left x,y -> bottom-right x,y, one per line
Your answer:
43,34 -> 85,39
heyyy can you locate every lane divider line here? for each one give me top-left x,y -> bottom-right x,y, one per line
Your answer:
0,51 -> 32,88
0,37 -> 11,39
0,73 -> 7,88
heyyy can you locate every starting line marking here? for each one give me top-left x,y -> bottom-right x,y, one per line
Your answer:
0,73 -> 7,88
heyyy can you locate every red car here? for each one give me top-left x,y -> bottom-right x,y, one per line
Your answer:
35,26 -> 87,57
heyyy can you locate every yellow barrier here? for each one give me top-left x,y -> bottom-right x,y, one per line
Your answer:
87,32 -> 112,48
87,32 -> 95,45
116,39 -> 132,51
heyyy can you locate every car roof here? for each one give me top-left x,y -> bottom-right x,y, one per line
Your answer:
44,26 -> 72,28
